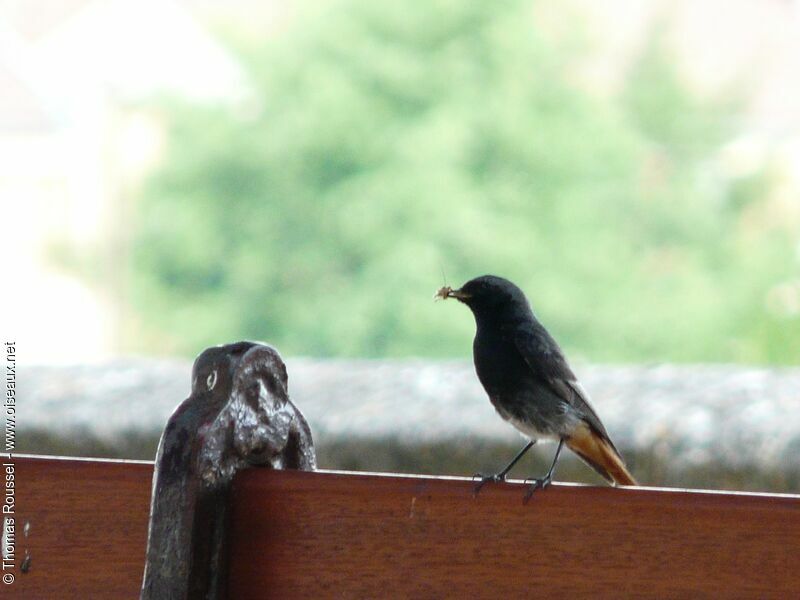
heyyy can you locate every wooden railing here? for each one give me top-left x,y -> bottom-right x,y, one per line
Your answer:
14,454 -> 800,598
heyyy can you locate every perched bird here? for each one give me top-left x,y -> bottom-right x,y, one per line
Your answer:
436,275 -> 636,500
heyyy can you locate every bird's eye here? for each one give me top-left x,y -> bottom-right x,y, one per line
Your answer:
206,370 -> 218,391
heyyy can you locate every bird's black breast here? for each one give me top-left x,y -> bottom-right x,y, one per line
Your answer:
472,324 -> 532,401
473,324 -> 577,437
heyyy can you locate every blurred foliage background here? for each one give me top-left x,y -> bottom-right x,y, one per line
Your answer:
126,0 -> 798,364
8,0 -> 799,490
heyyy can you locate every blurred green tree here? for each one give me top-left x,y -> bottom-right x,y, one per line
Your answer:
129,0 -> 797,363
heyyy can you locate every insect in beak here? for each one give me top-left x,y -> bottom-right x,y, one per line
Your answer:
434,286 -> 470,301
434,286 -> 452,301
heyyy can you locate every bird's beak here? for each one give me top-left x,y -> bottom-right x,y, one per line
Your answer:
434,286 -> 471,301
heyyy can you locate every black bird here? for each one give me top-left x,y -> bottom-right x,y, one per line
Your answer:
436,275 -> 636,500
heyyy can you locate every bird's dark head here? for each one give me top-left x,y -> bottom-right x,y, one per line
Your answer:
437,275 -> 532,323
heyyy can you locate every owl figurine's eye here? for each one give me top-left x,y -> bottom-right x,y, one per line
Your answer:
206,370 -> 218,391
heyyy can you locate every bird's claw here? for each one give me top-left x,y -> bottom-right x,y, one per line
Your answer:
472,473 -> 505,496
522,475 -> 552,504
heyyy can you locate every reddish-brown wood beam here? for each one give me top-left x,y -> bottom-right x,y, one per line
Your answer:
15,455 -> 152,599
229,470 -> 800,599
11,455 -> 800,599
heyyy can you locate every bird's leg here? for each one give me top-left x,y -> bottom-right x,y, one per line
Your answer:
473,440 -> 536,496
523,439 -> 564,504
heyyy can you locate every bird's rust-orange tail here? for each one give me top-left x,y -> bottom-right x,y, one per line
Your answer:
566,423 -> 637,486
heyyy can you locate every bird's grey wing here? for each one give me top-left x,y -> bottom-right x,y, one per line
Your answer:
511,325 -> 613,444
508,322 -> 574,382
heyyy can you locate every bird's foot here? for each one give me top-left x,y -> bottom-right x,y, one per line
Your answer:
522,475 -> 553,504
471,473 -> 505,497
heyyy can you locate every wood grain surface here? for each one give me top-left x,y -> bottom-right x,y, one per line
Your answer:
10,455 -> 800,599
12,455 -> 153,599
228,470 -> 800,599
